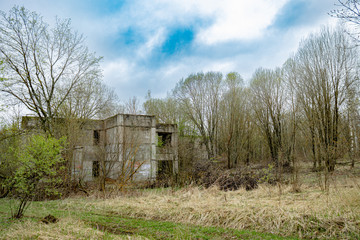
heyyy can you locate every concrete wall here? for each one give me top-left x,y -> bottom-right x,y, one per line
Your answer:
22,114 -> 178,182
101,114 -> 157,181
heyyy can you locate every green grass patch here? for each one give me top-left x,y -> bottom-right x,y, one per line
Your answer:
0,198 -> 296,240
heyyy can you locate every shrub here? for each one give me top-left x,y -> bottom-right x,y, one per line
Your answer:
4,134 -> 66,218
216,170 -> 258,191
188,159 -> 259,191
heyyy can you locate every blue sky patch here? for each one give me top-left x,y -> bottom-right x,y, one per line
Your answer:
272,0 -> 309,30
122,28 -> 142,45
161,28 -> 195,56
86,0 -> 126,15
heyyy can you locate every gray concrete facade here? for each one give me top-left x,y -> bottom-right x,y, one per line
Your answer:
22,114 -> 178,182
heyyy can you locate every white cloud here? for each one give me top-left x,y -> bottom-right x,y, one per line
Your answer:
0,0 -> 342,103
202,61 -> 236,73
104,0 -> 289,46
102,59 -> 135,85
137,0 -> 288,44
136,28 -> 166,59
194,0 -> 289,44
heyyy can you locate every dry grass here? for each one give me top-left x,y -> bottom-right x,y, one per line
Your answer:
1,217 -> 145,240
3,164 -> 358,239
60,176 -> 360,239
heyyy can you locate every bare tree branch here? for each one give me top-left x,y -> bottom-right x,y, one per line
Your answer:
0,6 -> 102,133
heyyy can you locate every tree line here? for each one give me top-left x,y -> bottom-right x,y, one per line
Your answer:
144,25 -> 360,173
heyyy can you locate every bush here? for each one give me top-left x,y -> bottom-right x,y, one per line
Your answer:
188,159 -> 259,191
0,125 -> 20,198
216,171 -> 258,191
190,159 -> 220,188
4,134 -> 66,218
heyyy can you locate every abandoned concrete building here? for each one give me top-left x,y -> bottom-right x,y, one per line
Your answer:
22,114 -> 178,182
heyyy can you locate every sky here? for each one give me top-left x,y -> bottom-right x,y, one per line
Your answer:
0,0 -> 340,102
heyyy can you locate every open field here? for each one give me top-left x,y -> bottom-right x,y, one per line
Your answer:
0,198 -> 294,240
1,165 -> 360,239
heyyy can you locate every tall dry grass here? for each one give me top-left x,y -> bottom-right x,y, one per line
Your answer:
67,179 -> 360,239
0,217 -> 144,240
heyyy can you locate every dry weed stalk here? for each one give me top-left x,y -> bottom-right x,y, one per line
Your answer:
67,181 -> 360,239
1,218 -> 117,240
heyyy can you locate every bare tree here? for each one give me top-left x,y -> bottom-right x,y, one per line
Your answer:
290,26 -> 359,172
331,0 -> 360,40
218,72 -> 249,168
124,96 -> 142,114
144,91 -> 178,123
0,6 -> 102,133
250,68 -> 287,167
343,79 -> 360,168
174,72 -> 223,159
144,91 -> 195,136
58,78 -> 118,120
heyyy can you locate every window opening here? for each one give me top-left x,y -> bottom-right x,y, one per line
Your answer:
92,161 -> 99,177
157,132 -> 171,147
93,130 -> 100,145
